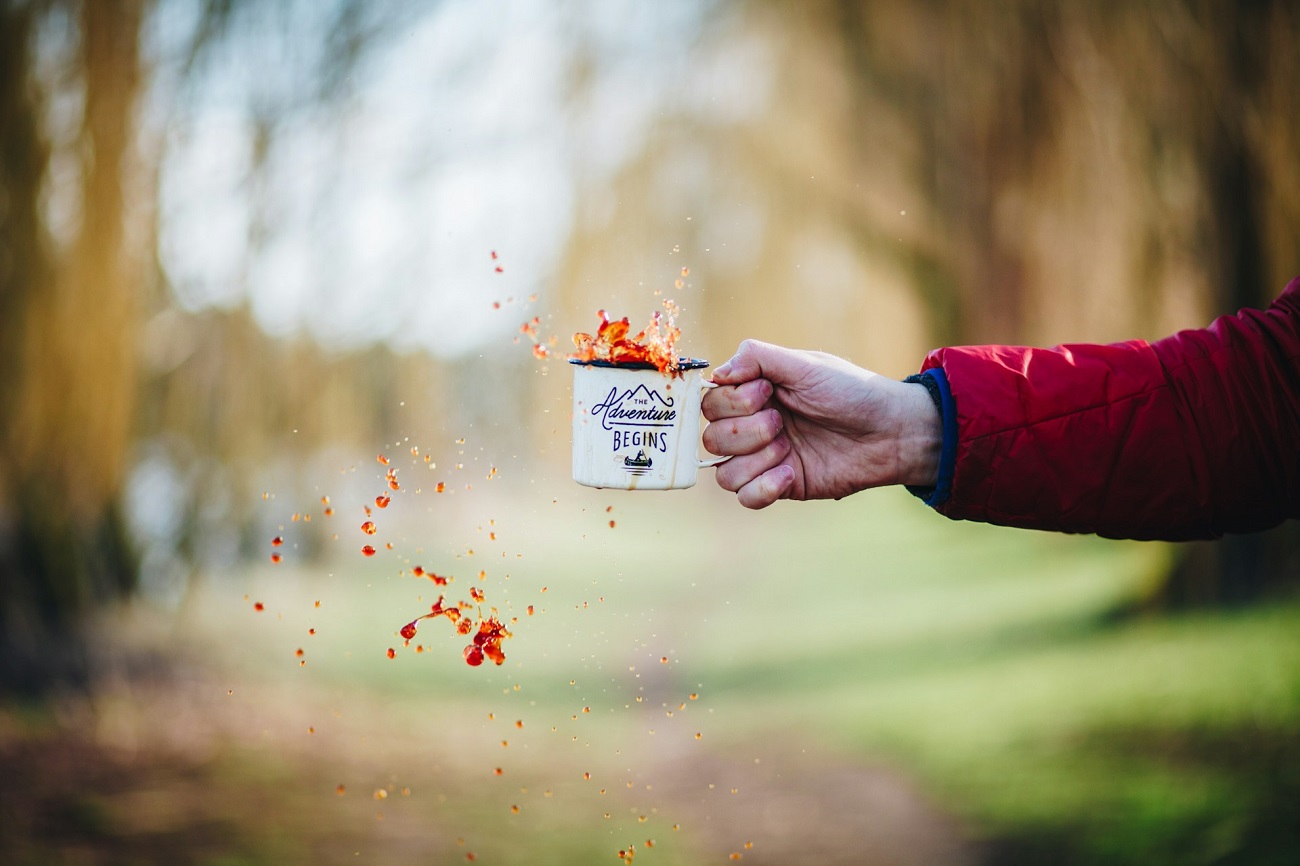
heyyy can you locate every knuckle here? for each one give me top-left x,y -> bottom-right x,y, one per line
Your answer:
716,457 -> 759,493
716,467 -> 744,493
704,385 -> 743,419
723,390 -> 752,417
770,434 -> 791,462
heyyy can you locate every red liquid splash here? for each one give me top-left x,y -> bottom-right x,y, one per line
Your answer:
569,301 -> 682,375
390,592 -> 511,667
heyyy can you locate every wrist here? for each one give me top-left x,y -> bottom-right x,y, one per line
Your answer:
895,379 -> 943,487
900,369 -> 957,506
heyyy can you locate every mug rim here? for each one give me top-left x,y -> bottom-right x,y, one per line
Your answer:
567,357 -> 709,371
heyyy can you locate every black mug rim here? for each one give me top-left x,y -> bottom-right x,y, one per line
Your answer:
568,357 -> 709,371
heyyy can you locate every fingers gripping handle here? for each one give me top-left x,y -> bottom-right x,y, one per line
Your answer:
698,380 -> 733,469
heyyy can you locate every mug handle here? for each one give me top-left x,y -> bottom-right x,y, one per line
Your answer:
698,380 -> 734,469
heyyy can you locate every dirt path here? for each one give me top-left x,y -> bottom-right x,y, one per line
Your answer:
0,657 -> 980,866
650,745 -> 978,866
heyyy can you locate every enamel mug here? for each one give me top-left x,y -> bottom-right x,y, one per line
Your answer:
570,359 -> 729,490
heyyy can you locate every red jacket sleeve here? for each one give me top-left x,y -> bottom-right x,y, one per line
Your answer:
919,277 -> 1300,540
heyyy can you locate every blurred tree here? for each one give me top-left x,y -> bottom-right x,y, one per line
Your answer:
836,0 -> 1300,606
1141,0 -> 1300,610
555,0 -> 1300,604
841,0 -> 1300,606
2,0 -> 1297,696
0,0 -> 146,692
0,0 -> 433,691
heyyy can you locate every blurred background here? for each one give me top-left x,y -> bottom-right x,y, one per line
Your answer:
2,0 -> 1299,863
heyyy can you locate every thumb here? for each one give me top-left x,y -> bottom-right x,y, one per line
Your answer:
712,340 -> 812,387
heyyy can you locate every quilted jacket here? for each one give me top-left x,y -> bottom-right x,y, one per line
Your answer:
915,276 -> 1300,541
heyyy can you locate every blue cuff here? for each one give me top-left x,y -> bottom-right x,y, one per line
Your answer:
903,367 -> 956,507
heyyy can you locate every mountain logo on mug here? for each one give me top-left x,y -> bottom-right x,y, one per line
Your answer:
590,385 -> 677,431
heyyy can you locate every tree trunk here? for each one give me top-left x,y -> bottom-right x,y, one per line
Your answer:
0,0 -> 145,694
1148,0 -> 1300,611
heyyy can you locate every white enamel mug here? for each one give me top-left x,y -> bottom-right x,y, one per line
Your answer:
570,358 -> 730,490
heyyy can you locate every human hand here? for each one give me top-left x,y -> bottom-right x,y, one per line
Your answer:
701,340 -> 942,509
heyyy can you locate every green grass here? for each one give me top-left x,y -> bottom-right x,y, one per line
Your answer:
97,470 -> 1300,863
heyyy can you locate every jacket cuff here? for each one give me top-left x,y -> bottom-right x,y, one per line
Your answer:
902,368 -> 956,507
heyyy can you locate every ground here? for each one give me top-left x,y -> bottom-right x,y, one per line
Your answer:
3,477 -> 1299,865
0,660 -> 976,866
